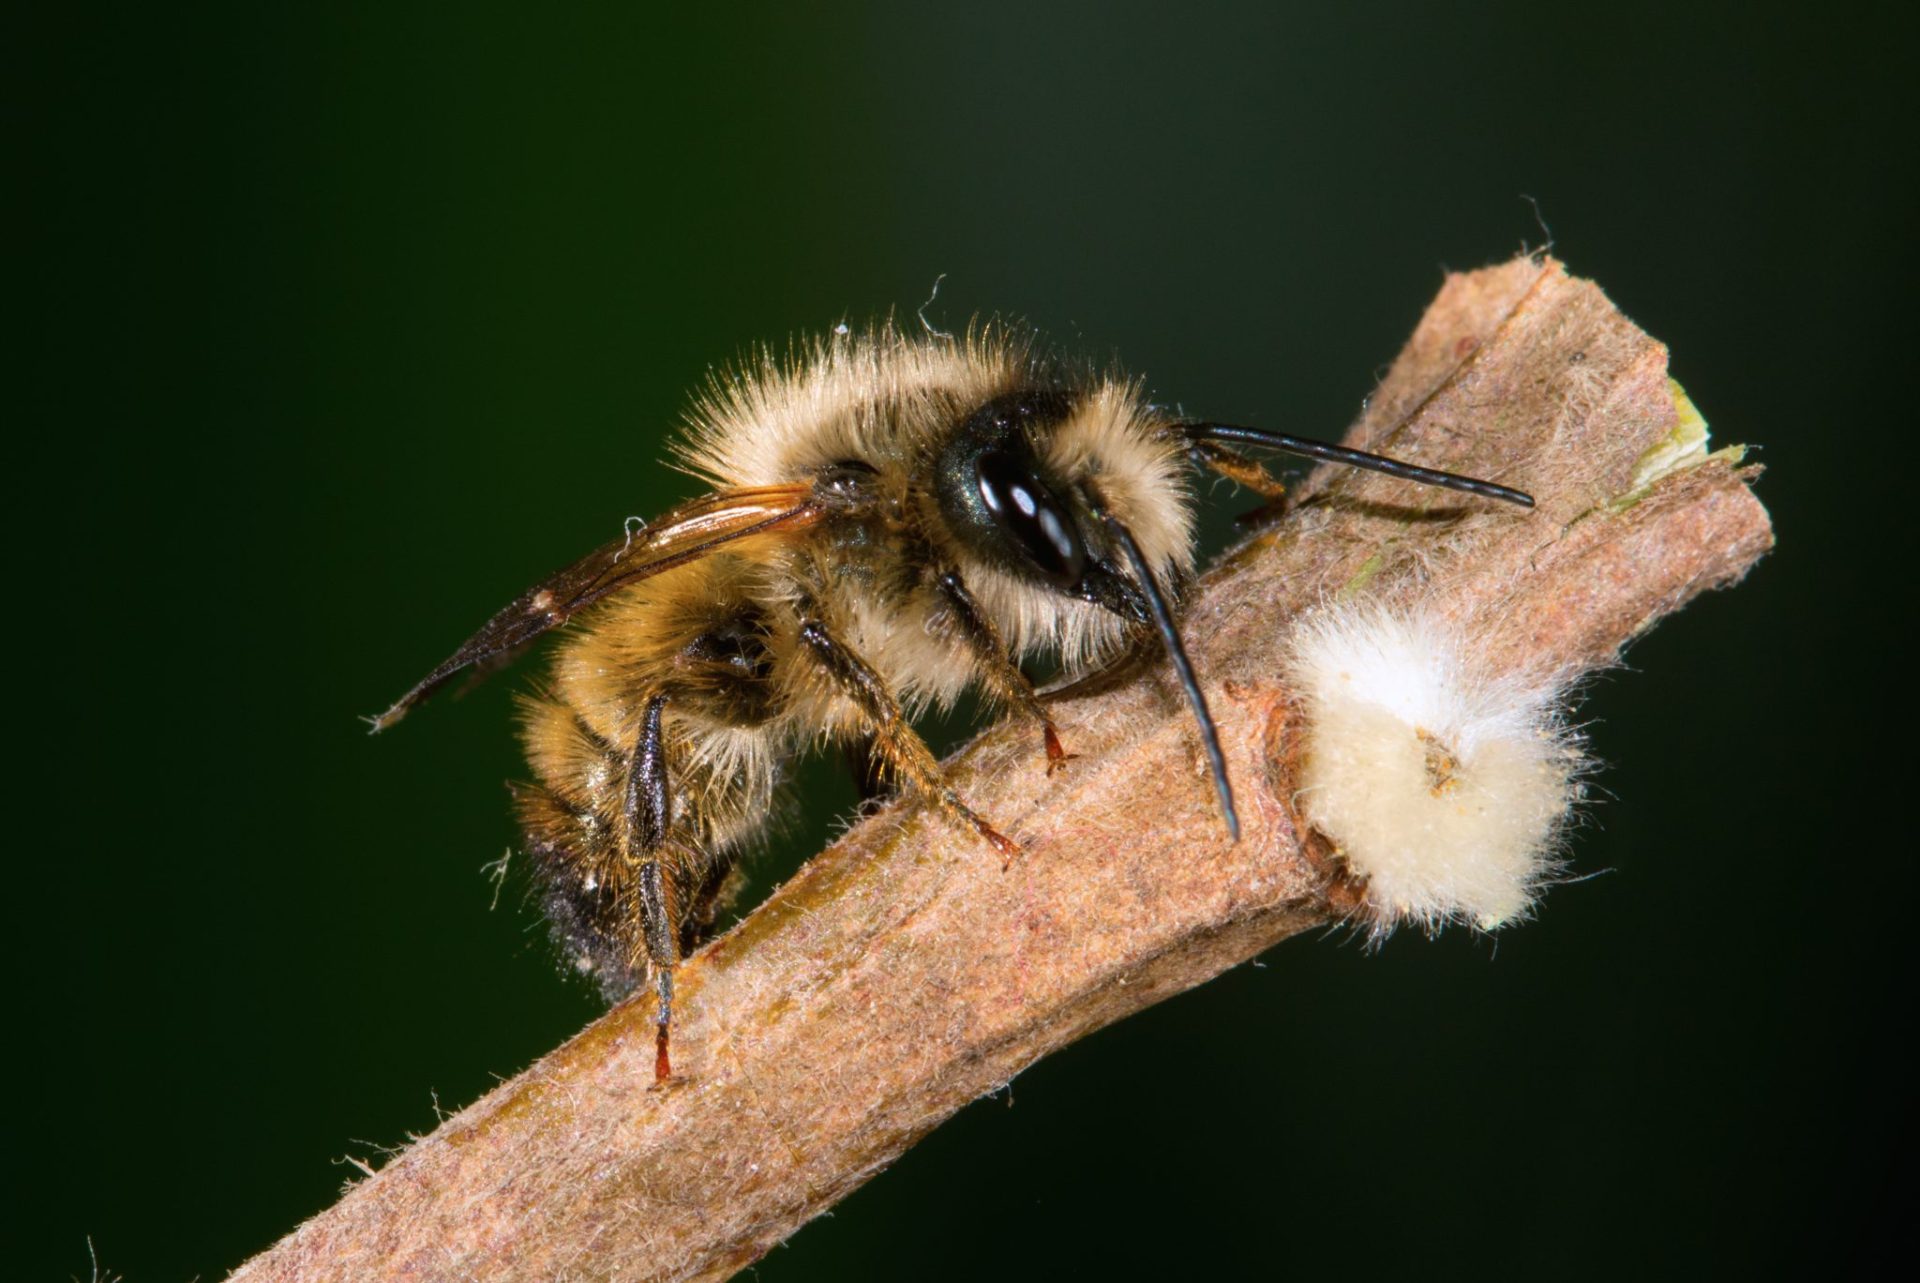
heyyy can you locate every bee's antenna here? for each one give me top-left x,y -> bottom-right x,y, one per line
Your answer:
1178,422 -> 1534,508
1100,514 -> 1240,843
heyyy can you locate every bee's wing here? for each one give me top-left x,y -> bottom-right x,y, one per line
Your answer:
371,482 -> 822,731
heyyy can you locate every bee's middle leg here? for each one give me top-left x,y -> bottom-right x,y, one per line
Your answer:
933,570 -> 1075,775
796,617 -> 1020,865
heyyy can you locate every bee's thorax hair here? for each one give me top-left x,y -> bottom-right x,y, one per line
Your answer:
676,322 -> 1196,685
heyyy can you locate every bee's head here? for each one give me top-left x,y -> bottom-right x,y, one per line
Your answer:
932,380 -> 1236,836
932,383 -> 1196,641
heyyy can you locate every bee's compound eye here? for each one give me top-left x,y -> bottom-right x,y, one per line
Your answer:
975,450 -> 1086,589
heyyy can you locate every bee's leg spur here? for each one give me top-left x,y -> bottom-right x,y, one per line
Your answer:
933,570 -> 1076,775
798,617 -> 1021,866
626,691 -> 681,1086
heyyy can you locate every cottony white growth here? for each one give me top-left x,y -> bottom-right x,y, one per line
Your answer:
1285,601 -> 1581,936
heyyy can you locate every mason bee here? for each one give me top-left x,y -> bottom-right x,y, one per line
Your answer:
374,323 -> 1532,1083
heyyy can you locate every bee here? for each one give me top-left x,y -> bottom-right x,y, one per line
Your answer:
373,323 -> 1532,1083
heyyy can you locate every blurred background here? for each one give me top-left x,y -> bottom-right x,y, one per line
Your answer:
18,3 -> 1907,1278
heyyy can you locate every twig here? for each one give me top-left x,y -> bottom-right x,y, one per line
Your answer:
229,257 -> 1773,1283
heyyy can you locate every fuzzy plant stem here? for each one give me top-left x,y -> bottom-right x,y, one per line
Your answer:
228,257 -> 1773,1283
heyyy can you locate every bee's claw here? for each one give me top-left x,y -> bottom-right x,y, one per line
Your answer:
1042,724 -> 1079,775
976,821 -> 1021,870
651,1024 -> 675,1087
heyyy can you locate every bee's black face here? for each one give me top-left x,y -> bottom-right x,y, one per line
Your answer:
934,388 -> 1145,622
973,447 -> 1086,589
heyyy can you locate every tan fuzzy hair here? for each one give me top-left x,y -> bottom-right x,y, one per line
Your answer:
544,554 -> 788,820
674,321 -> 1038,489
675,320 -> 1196,680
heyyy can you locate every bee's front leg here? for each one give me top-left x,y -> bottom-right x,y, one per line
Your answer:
932,570 -> 1076,776
1187,440 -> 1289,525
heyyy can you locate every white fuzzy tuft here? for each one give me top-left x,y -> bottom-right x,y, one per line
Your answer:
1285,601 -> 1581,936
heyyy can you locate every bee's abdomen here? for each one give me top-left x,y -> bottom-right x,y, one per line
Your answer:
513,775 -> 641,999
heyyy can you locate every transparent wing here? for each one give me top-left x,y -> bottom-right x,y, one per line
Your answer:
370,482 -> 821,731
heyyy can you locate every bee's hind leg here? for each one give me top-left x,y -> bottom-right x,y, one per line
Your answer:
932,570 -> 1076,775
797,617 -> 1021,867
626,691 -> 681,1086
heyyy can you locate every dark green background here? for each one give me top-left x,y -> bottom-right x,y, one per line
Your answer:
20,4 -> 1908,1279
